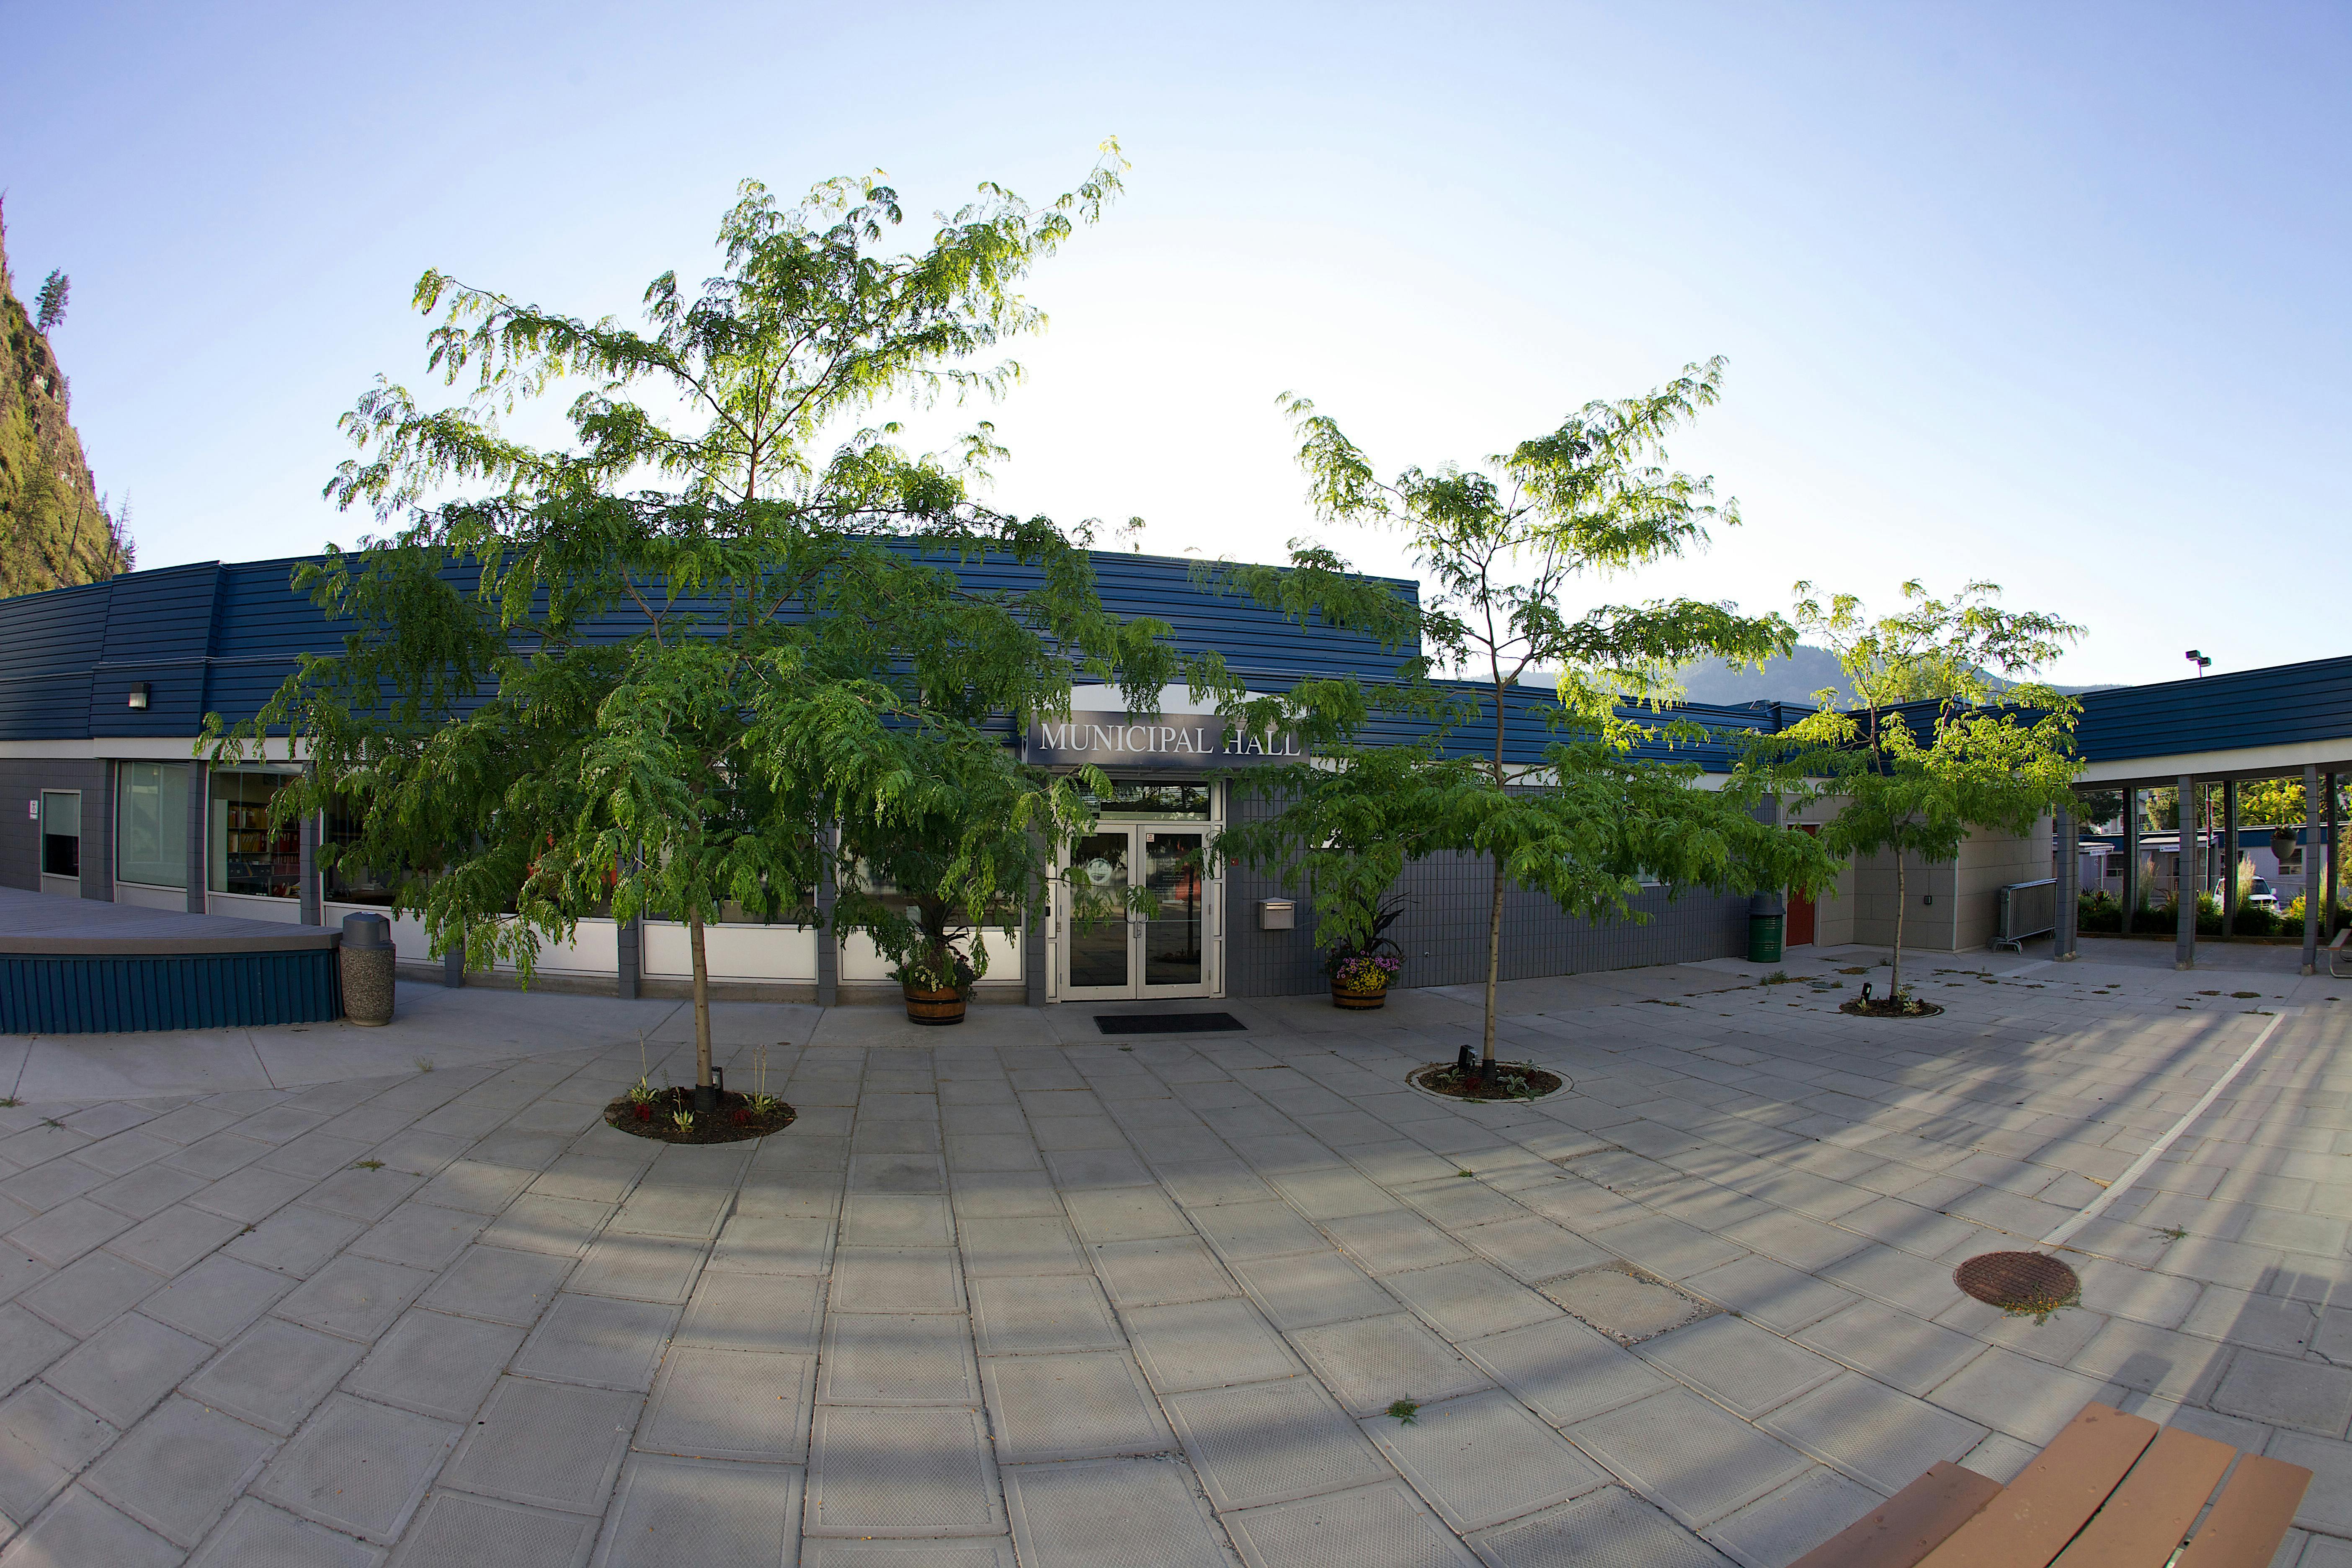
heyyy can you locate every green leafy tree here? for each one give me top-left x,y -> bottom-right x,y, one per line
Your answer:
2073,787 -> 2123,831
211,148 -> 1191,1106
1211,361 -> 1840,1075
2236,777 -> 2308,828
833,729 -> 1113,995
1782,581 -> 2084,1005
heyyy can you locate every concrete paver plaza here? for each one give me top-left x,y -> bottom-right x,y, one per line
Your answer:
0,935 -> 2345,1566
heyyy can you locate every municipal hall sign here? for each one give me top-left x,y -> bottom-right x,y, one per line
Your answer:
1023,711 -> 1302,769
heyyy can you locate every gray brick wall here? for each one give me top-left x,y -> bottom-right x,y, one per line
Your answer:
1222,787 -> 1751,997
0,758 -> 113,898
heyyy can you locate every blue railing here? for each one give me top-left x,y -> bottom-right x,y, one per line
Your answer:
0,950 -> 343,1033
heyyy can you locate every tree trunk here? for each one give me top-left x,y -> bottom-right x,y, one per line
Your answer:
1890,854 -> 1906,1005
1483,856 -> 1505,1070
1484,676 -> 1508,1079
689,906 -> 715,1110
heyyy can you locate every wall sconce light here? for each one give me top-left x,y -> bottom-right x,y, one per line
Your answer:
127,683 -> 152,711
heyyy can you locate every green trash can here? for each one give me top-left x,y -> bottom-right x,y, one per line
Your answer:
1747,892 -> 1784,964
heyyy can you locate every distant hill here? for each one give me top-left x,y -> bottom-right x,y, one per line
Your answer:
1671,645 -> 1858,708
0,203 -> 132,599
1523,646 -> 2119,709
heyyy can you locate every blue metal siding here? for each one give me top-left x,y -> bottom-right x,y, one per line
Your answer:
90,562 -> 224,737
1351,684 -> 1786,770
1082,554 -> 1420,685
2074,657 -> 2352,761
0,547 -> 1429,743
1869,662 -> 2352,770
15,547 -> 2352,768
0,578 -> 110,739
0,949 -> 343,1032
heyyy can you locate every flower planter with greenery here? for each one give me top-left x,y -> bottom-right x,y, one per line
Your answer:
892,931 -> 979,1025
1409,1059 -> 1562,1101
605,1079 -> 795,1143
1328,951 -> 1402,1009
836,726 -> 1133,1029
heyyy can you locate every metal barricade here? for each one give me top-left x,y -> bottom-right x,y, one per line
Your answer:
1995,878 -> 2058,950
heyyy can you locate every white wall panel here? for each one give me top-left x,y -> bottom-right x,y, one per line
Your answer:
840,927 -> 1023,983
115,882 -> 183,911
207,890 -> 300,923
642,921 -> 819,982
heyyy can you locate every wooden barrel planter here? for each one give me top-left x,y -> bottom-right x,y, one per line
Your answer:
903,985 -> 968,1025
1331,981 -> 1389,1011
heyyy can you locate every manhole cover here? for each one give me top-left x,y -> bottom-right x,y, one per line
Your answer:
1955,1251 -> 2080,1315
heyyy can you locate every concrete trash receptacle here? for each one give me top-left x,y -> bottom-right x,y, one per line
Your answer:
339,913 -> 395,1026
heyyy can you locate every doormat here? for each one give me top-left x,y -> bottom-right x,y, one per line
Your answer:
1092,1012 -> 1247,1035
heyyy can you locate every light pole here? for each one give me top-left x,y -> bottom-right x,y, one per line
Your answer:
2184,649 -> 2211,678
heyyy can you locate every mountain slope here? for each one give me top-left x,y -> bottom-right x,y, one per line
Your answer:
1523,647 -> 2119,708
0,208 -> 132,599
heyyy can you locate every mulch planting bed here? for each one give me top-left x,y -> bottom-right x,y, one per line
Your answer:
603,1086 -> 797,1144
1409,1062 -> 1565,1101
1839,997 -> 1946,1018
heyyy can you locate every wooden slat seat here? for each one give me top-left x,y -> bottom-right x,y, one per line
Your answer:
2176,1456 -> 2320,1568
1783,1403 -> 2314,1568
1787,1463 -> 2004,1568
1918,1404 -> 2160,1568
2048,1426 -> 2235,1568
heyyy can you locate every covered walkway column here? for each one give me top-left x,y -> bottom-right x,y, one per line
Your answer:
2121,786 -> 2139,927
2304,764 -> 2323,975
2221,779 -> 2238,937
185,761 -> 208,916
2330,771 -> 2341,944
2055,803 -> 2079,959
2176,773 -> 2197,971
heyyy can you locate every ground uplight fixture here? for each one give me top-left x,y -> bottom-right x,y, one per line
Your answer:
2184,650 -> 2210,677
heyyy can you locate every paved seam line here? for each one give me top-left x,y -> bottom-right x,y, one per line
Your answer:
2040,1007 -> 2295,1251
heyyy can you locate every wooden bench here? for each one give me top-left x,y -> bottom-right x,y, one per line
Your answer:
1788,1403 -> 2313,1568
2327,925 -> 2349,978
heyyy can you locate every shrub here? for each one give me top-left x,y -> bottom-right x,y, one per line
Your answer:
2228,903 -> 2280,937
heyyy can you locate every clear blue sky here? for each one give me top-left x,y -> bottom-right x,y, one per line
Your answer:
5,0 -> 2344,685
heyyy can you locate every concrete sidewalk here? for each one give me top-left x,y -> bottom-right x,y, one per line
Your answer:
0,945 -> 2344,1566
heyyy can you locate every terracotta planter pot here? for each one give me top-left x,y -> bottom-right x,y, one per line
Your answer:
904,985 -> 968,1026
1331,980 -> 1389,1011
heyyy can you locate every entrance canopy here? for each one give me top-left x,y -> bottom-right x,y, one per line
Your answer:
2072,654 -> 2352,788
2059,654 -> 2352,973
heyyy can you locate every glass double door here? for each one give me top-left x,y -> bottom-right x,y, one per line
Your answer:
1062,823 -> 1215,998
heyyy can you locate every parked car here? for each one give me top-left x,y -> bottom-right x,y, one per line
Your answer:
2216,876 -> 2280,910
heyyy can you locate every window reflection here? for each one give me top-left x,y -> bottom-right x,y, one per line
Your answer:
209,769 -> 302,898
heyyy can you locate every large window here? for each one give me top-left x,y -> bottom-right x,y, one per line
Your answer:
209,769 -> 303,898
116,762 -> 189,888
323,798 -> 395,906
39,792 -> 79,878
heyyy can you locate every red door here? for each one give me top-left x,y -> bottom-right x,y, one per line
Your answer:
1786,824 -> 1819,946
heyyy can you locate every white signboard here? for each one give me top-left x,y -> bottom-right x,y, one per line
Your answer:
1024,712 -> 1302,769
